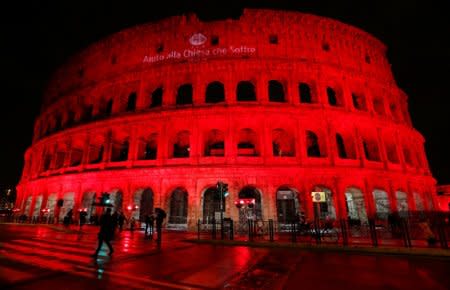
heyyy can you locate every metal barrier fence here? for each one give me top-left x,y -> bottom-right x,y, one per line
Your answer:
196,211 -> 450,249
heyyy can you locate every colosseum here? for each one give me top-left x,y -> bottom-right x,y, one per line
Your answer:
16,9 -> 437,230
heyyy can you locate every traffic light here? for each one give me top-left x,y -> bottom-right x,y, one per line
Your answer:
222,183 -> 228,197
100,193 -> 111,205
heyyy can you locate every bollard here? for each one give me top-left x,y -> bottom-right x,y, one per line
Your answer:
369,218 -> 378,247
212,218 -> 216,240
248,220 -> 253,242
230,219 -> 234,240
401,219 -> 412,248
340,219 -> 348,246
291,222 -> 297,243
268,219 -> 274,242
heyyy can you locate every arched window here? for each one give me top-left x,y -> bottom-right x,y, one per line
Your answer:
126,92 -> 137,112
88,138 -> 104,164
54,114 -> 62,131
345,187 -> 368,225
386,142 -> 399,163
306,131 -> 321,157
352,92 -> 367,111
69,141 -> 83,167
272,129 -> 295,157
205,129 -> 225,156
372,189 -> 390,219
105,99 -> 113,116
176,84 -> 193,105
81,105 -> 93,122
373,97 -> 385,116
138,133 -> 158,160
362,138 -> 380,161
205,81 -> 225,103
42,152 -> 52,172
336,134 -> 347,158
299,83 -> 313,103
137,188 -> 154,222
203,187 -> 222,224
403,147 -> 414,166
111,138 -> 129,162
150,87 -> 163,108
173,131 -> 190,158
66,110 -> 75,127
169,188 -> 188,224
327,87 -> 337,106
237,128 -> 257,156
268,80 -> 285,102
236,81 -> 256,101
390,102 -> 403,122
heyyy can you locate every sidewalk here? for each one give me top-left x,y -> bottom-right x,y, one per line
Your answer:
185,238 -> 450,258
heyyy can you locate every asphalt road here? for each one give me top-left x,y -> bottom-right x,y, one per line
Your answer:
0,224 -> 449,289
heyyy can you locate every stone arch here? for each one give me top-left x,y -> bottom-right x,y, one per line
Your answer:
272,128 -> 295,157
33,194 -> 43,217
236,81 -> 256,101
202,186 -> 222,224
176,83 -> 193,105
326,85 -> 344,107
59,192 -> 75,220
268,80 -> 285,102
111,130 -> 129,162
395,190 -> 408,217
137,133 -> 158,160
344,187 -> 368,224
205,81 -> 225,103
299,82 -> 316,103
46,193 -> 58,217
238,186 -> 263,220
150,86 -> 163,108
168,187 -> 188,226
172,130 -> 190,158
306,130 -> 326,157
205,129 -> 225,157
81,191 -> 96,220
372,189 -> 390,219
126,91 -> 137,112
276,186 -> 300,223
135,188 -> 154,222
237,128 -> 258,156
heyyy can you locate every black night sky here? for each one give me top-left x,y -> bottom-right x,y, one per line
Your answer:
0,0 -> 449,189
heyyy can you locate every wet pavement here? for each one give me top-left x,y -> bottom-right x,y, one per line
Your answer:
0,223 -> 449,289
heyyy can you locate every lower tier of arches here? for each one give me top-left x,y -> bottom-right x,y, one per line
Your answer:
16,166 -> 437,230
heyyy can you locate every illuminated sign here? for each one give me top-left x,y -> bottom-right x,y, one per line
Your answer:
143,45 -> 256,64
311,192 -> 326,203
189,33 -> 207,46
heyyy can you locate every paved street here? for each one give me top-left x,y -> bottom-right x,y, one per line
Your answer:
0,223 -> 449,289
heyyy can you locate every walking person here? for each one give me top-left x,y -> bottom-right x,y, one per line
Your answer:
145,214 -> 155,238
92,207 -> 114,258
155,208 -> 166,244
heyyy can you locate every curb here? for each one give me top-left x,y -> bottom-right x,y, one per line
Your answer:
184,239 -> 450,258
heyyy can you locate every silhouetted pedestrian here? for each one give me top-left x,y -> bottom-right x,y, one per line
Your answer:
118,212 -> 125,231
155,208 -> 166,243
79,210 -> 87,230
145,214 -> 155,238
92,207 -> 114,257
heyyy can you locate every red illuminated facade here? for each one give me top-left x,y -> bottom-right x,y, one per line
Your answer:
16,9 -> 437,230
